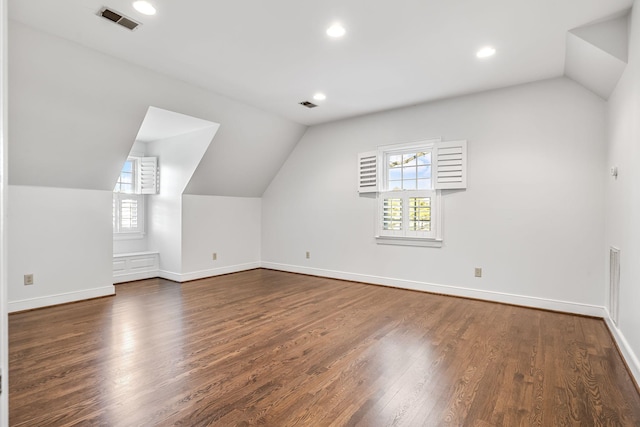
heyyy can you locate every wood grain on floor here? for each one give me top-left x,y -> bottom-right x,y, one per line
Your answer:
10,269 -> 640,426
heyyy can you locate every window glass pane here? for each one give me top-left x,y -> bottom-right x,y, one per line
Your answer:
388,155 -> 402,168
388,168 -> 402,181
115,159 -> 137,193
402,153 -> 417,166
417,179 -> 430,190
417,152 -> 431,165
412,221 -> 431,231
384,149 -> 433,192
417,166 -> 430,178
409,197 -> 431,231
403,180 -> 417,190
403,167 -> 417,180
388,180 -> 403,191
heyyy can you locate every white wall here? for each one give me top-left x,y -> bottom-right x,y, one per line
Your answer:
7,21 -> 304,310
262,77 -> 606,315
605,1 -> 640,382
113,236 -> 148,255
182,195 -> 261,280
147,195 -> 182,275
8,186 -> 114,312
146,127 -> 215,276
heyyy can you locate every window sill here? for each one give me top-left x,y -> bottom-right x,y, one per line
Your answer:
114,232 -> 146,241
375,236 -> 443,248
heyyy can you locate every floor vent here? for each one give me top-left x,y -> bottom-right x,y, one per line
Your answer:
98,7 -> 141,31
609,246 -> 620,325
299,101 -> 318,109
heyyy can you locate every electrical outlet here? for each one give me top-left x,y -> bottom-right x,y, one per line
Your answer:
212,253 -> 217,261
24,274 -> 34,285
306,251 -> 310,259
474,268 -> 482,278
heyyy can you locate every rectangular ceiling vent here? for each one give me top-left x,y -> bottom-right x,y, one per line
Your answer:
299,101 -> 318,109
98,7 -> 141,31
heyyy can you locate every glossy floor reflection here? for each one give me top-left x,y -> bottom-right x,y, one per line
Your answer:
10,269 -> 640,426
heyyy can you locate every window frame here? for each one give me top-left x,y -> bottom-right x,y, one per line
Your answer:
375,139 -> 443,246
113,157 -> 145,239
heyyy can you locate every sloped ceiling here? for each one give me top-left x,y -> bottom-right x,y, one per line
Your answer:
8,22 -> 306,196
565,11 -> 630,99
7,1 -> 634,196
9,0 -> 633,126
136,107 -> 218,143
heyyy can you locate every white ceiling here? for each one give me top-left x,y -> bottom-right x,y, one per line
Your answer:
136,106 -> 218,142
9,0 -> 633,126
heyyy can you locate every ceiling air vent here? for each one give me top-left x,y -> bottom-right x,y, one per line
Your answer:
299,101 -> 318,109
98,7 -> 141,31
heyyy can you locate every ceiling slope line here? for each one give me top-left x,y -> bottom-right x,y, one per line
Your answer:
564,9 -> 631,99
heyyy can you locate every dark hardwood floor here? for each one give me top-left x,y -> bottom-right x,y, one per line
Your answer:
9,269 -> 640,426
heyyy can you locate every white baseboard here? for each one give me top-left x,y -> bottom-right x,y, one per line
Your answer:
8,285 -> 115,313
158,262 -> 261,283
262,262 -> 640,386
157,269 -> 182,282
260,262 -> 606,317
113,270 -> 160,284
603,311 -> 640,387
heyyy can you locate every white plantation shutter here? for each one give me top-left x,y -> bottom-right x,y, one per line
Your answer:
434,140 -> 467,190
114,156 -> 154,235
113,193 -> 144,233
138,157 -> 158,194
358,151 -> 378,193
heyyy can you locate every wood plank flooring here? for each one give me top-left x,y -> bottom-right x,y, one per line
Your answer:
9,269 -> 640,426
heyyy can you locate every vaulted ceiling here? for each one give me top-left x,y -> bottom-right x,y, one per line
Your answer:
10,0 -> 633,126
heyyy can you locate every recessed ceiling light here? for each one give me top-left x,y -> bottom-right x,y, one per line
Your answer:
133,1 -> 156,15
326,23 -> 346,38
313,93 -> 326,101
476,46 -> 496,58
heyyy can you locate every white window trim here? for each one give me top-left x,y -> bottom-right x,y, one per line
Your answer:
113,156 -> 151,238
375,236 -> 443,248
358,138 -> 466,247
113,231 -> 146,241
374,139 -> 443,246
377,138 -> 441,158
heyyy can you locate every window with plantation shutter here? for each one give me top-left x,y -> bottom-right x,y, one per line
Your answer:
113,156 -> 157,237
359,139 -> 466,246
